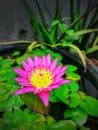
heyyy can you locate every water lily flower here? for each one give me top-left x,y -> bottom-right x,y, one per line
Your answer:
14,54 -> 70,107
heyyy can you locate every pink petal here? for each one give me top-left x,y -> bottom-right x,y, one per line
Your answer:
47,85 -> 60,90
27,56 -> 34,69
14,87 -> 34,95
55,71 -> 65,79
38,91 -> 50,107
42,55 -> 46,67
50,58 -> 58,70
53,78 -> 70,85
53,64 -> 63,75
14,68 -> 27,77
34,55 -> 41,67
46,53 -> 51,67
14,77 -> 30,86
61,66 -> 68,72
22,61 -> 30,72
58,79 -> 70,84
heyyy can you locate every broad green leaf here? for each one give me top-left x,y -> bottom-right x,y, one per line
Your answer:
21,93 -> 49,115
48,120 -> 77,130
18,123 -> 34,130
59,23 -> 68,33
80,96 -> 98,116
55,84 -> 70,103
1,59 -> 15,68
22,108 -> 46,123
68,81 -> 79,92
65,29 -> 74,36
0,96 -> 24,111
79,126 -> 91,130
51,20 -> 59,27
47,116 -> 56,125
66,65 -> 78,73
16,53 -> 27,65
31,122 -> 47,130
65,93 -> 80,108
3,107 -> 23,128
0,91 -> 10,102
64,107 -> 87,126
50,90 -> 60,103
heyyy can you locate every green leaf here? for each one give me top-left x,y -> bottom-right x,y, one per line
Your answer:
65,29 -> 75,36
55,84 -> 70,103
79,126 -> 91,130
37,24 -> 51,43
66,73 -> 81,81
51,20 -> 59,27
59,23 -> 68,33
48,120 -> 77,130
66,93 -> 80,108
50,25 -> 58,43
35,0 -> 47,28
80,96 -> 98,116
12,51 -> 20,56
64,107 -> 88,126
74,29 -> 98,36
31,122 -> 47,130
66,65 -> 78,73
3,107 -> 23,128
50,90 -> 60,103
22,108 -> 46,123
16,53 -> 27,65
68,81 -> 79,92
21,93 -> 49,115
0,96 -> 24,111
47,116 -> 56,125
1,59 -> 15,68
86,45 -> 98,54
21,0 -> 39,30
0,91 -> 10,102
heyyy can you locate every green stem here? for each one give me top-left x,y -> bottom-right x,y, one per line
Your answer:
86,45 -> 98,54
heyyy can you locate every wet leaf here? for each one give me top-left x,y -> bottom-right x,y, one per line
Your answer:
55,84 -> 70,103
21,93 -> 49,115
66,65 -> 78,73
80,96 -> 98,116
3,107 -> 23,128
64,107 -> 87,126
48,120 -> 77,130
47,116 -> 56,125
66,93 -> 80,108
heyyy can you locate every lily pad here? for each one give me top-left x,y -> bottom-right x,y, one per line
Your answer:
21,93 -> 49,115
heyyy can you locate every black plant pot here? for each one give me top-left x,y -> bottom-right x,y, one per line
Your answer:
0,43 -> 98,130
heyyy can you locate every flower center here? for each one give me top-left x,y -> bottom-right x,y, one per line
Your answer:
29,68 -> 54,89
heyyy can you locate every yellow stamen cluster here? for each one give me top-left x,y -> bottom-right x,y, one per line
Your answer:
29,68 -> 54,89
